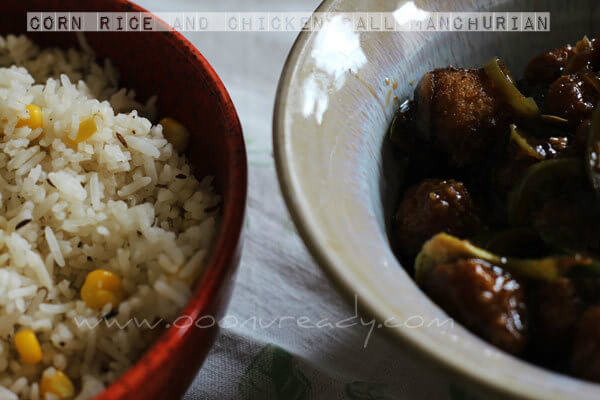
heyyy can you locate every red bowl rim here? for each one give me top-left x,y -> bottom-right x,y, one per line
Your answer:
81,1 -> 248,398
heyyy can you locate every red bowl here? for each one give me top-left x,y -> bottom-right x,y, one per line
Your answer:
2,1 -> 246,399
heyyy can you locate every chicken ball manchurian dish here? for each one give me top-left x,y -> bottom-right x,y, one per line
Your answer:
390,36 -> 600,381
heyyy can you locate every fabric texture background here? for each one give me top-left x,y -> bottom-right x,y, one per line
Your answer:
134,1 -> 458,398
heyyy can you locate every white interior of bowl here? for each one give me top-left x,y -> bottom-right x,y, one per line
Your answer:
274,0 -> 600,398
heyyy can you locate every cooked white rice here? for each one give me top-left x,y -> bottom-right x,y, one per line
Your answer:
0,35 -> 220,399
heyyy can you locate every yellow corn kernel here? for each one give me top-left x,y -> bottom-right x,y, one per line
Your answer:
81,269 -> 122,310
14,329 -> 42,364
16,104 -> 43,130
160,117 -> 190,152
41,370 -> 75,399
75,117 -> 97,142
66,117 -> 97,149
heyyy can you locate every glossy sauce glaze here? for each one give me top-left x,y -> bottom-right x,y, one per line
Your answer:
390,35 -> 600,381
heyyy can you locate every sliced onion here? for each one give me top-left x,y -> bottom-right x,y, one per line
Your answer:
415,232 -> 600,283
484,57 -> 540,118
540,114 -> 569,126
509,124 -> 544,160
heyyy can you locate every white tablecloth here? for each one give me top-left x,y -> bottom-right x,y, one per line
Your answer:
135,1 -> 454,399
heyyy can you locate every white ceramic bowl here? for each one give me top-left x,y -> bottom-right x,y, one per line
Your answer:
274,0 -> 600,398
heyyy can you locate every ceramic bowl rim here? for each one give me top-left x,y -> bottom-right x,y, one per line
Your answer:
273,1 -> 599,399
86,1 -> 248,398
